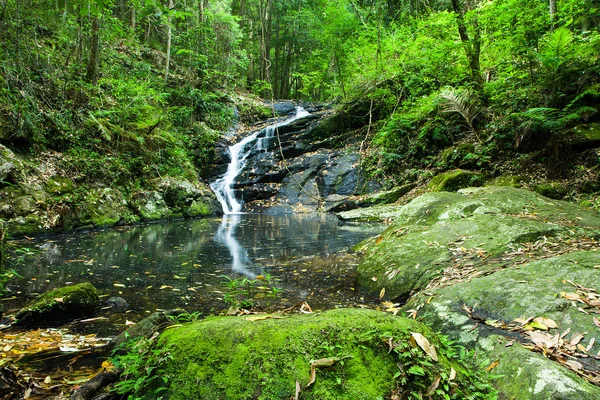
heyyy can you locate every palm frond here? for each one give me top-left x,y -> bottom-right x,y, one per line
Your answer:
439,88 -> 481,141
541,27 -> 573,59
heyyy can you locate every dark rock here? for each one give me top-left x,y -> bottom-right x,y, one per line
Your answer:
270,101 -> 296,116
14,283 -> 100,327
105,296 -> 129,313
110,309 -> 186,350
567,122 -> 600,151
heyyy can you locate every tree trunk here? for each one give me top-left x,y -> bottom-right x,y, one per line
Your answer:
86,15 -> 100,85
549,0 -> 556,23
164,0 -> 174,84
450,0 -> 481,88
130,0 -> 136,29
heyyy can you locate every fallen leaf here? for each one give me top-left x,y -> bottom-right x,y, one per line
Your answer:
426,374 -> 441,396
113,283 -> 126,288
593,317 -> 600,328
485,360 -> 499,372
411,332 -> 438,361
125,320 -> 136,326
53,297 -> 64,303
570,333 -> 585,346
529,331 -> 559,349
294,380 -> 301,400
527,320 -> 549,331
379,288 -> 386,300
44,376 -> 52,384
245,315 -> 284,322
586,337 -> 595,352
565,359 -> 583,371
534,317 -> 558,329
449,367 -> 456,381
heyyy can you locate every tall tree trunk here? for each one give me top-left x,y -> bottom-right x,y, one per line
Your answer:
450,0 -> 481,88
86,15 -> 100,85
164,0 -> 173,84
549,0 -> 556,23
130,0 -> 136,29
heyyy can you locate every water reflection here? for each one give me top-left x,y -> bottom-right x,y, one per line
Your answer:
215,215 -> 256,278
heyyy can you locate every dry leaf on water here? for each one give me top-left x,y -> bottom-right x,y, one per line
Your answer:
410,332 -> 438,361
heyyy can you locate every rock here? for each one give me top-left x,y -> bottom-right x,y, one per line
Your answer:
72,187 -> 130,228
326,184 -> 417,213
159,178 -> 220,218
356,187 -> 600,300
485,175 -> 528,188
534,182 -> 568,200
14,283 -> 100,327
269,101 -> 296,116
106,297 -> 129,313
0,145 -> 20,184
427,169 -> 485,192
129,190 -> 168,221
354,187 -> 600,398
403,251 -> 600,399
45,176 -> 75,195
110,309 -> 186,350
568,122 -> 600,151
141,308 -> 496,399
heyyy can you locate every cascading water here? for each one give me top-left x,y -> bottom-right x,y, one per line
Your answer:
211,106 -> 310,277
210,106 -> 310,214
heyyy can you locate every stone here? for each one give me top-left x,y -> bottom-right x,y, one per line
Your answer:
427,169 -> 485,192
355,187 -> 600,300
141,308 -> 496,400
534,182 -> 568,200
14,283 -> 100,327
403,251 -> 600,399
129,190 -> 168,221
568,122 -> 600,151
110,309 -> 186,350
106,297 -> 129,313
0,145 -> 20,184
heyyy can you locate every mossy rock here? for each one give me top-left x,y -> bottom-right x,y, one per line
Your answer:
485,175 -> 527,188
14,283 -> 100,327
144,308 -> 496,400
362,183 -> 417,206
568,123 -> 600,151
534,182 -> 568,200
427,169 -> 484,192
129,190 -> 169,221
356,187 -> 600,300
71,187 -> 129,228
45,176 -> 75,195
403,250 -> 600,399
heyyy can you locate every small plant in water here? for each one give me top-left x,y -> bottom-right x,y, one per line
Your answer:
220,274 -> 283,310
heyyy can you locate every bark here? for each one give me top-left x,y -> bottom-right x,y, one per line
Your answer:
85,16 -> 100,85
164,0 -> 174,84
549,0 -> 556,22
130,0 -> 136,29
70,369 -> 122,400
450,0 -> 481,88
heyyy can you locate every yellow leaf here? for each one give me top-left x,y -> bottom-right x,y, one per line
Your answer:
411,332 -> 438,361
44,376 -> 52,384
379,288 -> 386,300
449,368 -> 456,381
534,317 -> 558,329
113,283 -> 126,288
485,360 -> 499,372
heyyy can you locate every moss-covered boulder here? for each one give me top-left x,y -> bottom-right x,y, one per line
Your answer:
403,251 -> 600,399
485,175 -> 527,188
428,169 -> 484,192
71,187 -> 132,228
129,190 -> 169,221
534,182 -> 568,200
142,308 -> 495,400
568,122 -> 600,151
356,186 -> 600,300
158,178 -> 221,218
14,283 -> 100,327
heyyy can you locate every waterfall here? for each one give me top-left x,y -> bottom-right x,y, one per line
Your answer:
210,106 -> 310,214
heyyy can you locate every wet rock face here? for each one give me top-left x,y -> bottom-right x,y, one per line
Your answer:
215,111 -> 374,213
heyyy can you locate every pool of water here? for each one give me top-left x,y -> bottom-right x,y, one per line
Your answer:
5,214 -> 384,332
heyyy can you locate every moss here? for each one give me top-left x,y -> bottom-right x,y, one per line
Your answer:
485,175 -> 527,188
15,282 -> 99,327
569,123 -> 600,150
428,169 -> 484,192
144,308 -> 495,400
186,200 -> 213,217
534,182 -> 568,200
361,183 -> 417,206
45,176 -> 75,195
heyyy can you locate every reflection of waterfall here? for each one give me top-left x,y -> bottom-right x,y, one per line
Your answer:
210,106 -> 310,214
215,214 -> 256,278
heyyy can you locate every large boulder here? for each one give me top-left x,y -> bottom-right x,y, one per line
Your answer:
0,145 -> 21,184
158,178 -> 221,217
403,251 -> 600,399
14,283 -> 100,327
139,308 -> 496,399
353,186 -> 600,398
428,169 -> 484,192
356,186 -> 600,300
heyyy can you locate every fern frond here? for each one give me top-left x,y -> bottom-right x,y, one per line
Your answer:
541,27 -> 573,59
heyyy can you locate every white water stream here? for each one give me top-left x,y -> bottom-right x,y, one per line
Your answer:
210,106 -> 310,277
210,106 -> 310,214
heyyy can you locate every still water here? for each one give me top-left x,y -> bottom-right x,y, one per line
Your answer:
6,214 -> 383,328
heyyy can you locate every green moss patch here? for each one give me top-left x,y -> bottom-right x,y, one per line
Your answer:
15,282 -> 100,327
141,308 -> 496,400
428,169 -> 484,192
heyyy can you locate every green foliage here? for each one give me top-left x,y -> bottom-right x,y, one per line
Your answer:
111,336 -> 175,399
220,274 -> 283,310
